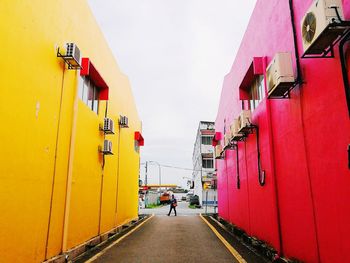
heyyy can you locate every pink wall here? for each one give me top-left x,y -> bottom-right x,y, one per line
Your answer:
215,0 -> 350,262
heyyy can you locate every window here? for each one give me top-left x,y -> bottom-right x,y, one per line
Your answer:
202,158 -> 214,169
78,76 -> 99,114
201,136 -> 213,145
134,140 -> 140,153
249,75 -> 265,111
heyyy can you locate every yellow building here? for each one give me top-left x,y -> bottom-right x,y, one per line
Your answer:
0,1 -> 143,262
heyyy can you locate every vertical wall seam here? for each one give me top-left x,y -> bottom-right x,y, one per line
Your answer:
224,156 -> 230,220
98,171 -> 105,235
114,122 -> 122,226
266,99 -> 283,255
61,72 -> 80,252
244,141 -> 251,234
299,83 -> 321,263
263,53 -> 284,255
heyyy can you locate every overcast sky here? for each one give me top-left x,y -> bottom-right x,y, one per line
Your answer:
87,0 -> 256,188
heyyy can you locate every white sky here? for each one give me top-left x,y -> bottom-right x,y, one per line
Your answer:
87,0 -> 256,188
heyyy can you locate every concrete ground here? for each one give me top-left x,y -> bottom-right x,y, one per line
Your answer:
139,200 -> 216,215
78,202 -> 267,263
91,215 -> 239,263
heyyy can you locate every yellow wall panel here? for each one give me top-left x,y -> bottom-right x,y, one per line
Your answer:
99,126 -> 119,234
45,72 -> 77,259
65,102 -> 103,248
0,0 -> 142,262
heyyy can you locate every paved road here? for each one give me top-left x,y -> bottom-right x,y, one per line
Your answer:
91,215 -> 239,263
139,200 -> 216,215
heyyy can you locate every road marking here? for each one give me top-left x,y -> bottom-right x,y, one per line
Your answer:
200,214 -> 247,263
85,214 -> 155,262
156,214 -> 196,217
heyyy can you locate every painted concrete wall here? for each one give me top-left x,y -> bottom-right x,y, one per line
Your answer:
215,0 -> 350,262
0,1 -> 141,262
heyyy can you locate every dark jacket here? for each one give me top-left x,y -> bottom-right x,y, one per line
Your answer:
170,198 -> 177,207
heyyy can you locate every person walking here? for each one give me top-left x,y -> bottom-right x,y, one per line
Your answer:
167,194 -> 177,216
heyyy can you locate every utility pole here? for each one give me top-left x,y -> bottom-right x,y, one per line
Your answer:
145,161 -> 148,186
158,165 -> 161,187
149,161 -> 161,188
205,190 -> 208,214
145,161 -> 148,208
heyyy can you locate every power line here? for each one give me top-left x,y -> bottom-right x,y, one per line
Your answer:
141,162 -> 209,173
160,164 -> 201,172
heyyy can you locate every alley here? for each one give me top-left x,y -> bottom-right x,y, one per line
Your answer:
140,199 -> 216,215
87,215 -> 240,263
3,1 -> 350,262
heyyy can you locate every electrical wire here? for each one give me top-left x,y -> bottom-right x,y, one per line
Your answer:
141,162 -> 208,173
160,164 -> 204,172
235,144 -> 240,189
101,101 -> 108,169
255,126 -> 266,186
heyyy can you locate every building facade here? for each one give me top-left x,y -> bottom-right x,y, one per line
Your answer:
192,121 -> 217,206
214,0 -> 350,262
0,1 -> 143,262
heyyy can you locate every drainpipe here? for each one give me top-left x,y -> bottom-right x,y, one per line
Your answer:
338,31 -> 350,116
289,1 -> 321,261
114,117 -> 122,226
243,141 -> 251,234
61,75 -> 80,252
98,101 -> 109,234
262,2 -> 303,255
44,67 -> 66,259
264,56 -> 283,256
289,0 -> 302,85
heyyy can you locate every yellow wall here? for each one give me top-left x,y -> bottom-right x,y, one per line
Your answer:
0,1 -> 141,262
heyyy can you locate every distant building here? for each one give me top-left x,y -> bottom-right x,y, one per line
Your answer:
192,121 -> 217,206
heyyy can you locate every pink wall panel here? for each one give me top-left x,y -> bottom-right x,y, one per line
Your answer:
216,159 -> 229,221
225,150 -> 236,224
215,0 -> 350,262
226,149 -> 252,234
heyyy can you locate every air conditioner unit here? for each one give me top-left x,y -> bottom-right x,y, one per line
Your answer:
266,52 -> 295,97
65,43 -> 81,68
230,119 -> 244,140
301,0 -> 345,55
57,43 -> 82,69
238,110 -> 252,132
215,145 -> 223,159
119,116 -> 129,128
101,140 -> 113,155
102,118 -> 115,134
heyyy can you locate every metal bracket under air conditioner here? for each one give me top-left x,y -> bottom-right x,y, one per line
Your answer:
215,151 -> 225,160
267,84 -> 297,99
57,47 -> 82,70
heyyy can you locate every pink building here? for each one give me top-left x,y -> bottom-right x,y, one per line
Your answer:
214,0 -> 350,262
